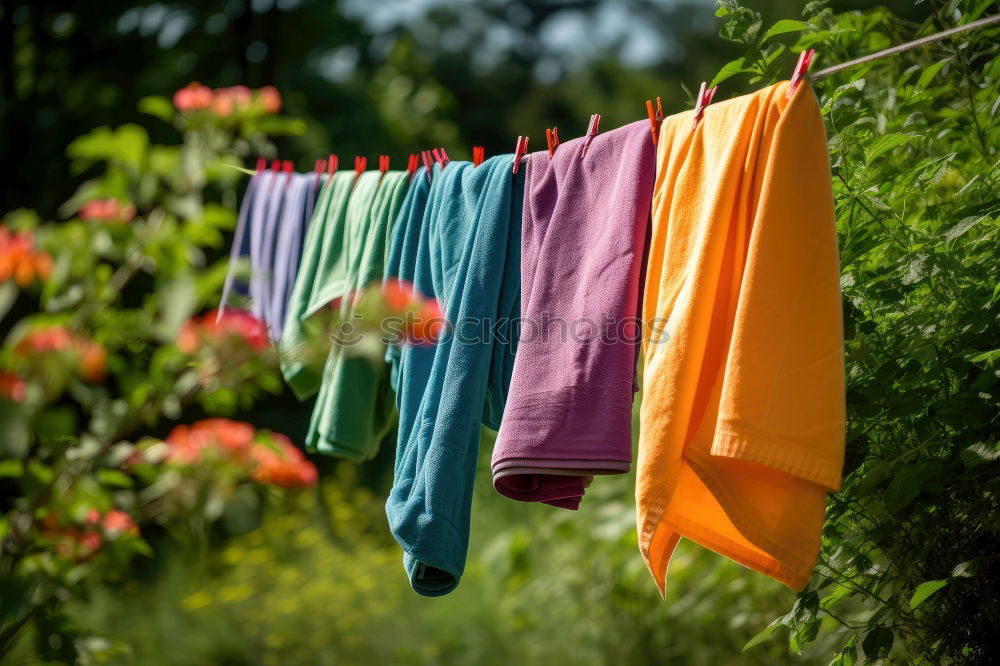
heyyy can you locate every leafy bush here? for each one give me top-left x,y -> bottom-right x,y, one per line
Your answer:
713,1 -> 1000,663
0,84 -> 316,662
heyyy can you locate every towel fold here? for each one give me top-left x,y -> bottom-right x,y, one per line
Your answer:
387,157 -> 522,596
491,119 -> 656,510
306,171 -> 411,461
637,81 -> 845,595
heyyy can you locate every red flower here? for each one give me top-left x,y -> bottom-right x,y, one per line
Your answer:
258,86 -> 282,114
173,82 -> 213,111
0,226 -> 53,286
249,432 -> 318,488
382,279 -> 418,312
0,371 -> 27,402
14,326 -> 107,383
79,199 -> 136,223
408,299 -> 446,345
164,419 -> 317,489
178,309 -> 269,354
211,91 -> 235,118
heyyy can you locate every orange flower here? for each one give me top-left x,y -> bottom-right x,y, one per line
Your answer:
164,419 -> 317,488
249,432 -> 318,488
382,279 -> 418,312
178,309 -> 269,354
408,300 -> 446,345
0,226 -> 53,286
211,91 -> 235,118
14,326 -> 107,383
173,81 -> 213,111
258,85 -> 282,114
0,370 -> 27,402
79,198 -> 136,223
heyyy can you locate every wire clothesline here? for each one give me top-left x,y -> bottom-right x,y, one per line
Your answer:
811,14 -> 1000,81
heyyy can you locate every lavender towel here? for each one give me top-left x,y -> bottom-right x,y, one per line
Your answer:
491,119 -> 655,510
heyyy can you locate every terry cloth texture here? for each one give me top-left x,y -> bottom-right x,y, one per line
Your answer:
279,171 -> 355,398
491,119 -> 655,510
268,173 -> 317,340
386,157 -> 522,596
306,171 -> 412,461
637,81 -> 845,595
384,168 -> 432,393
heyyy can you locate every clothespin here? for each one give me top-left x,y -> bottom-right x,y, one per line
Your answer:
282,159 -> 294,184
314,158 -> 326,188
439,148 -> 450,167
580,114 -> 600,159
271,159 -> 281,172
378,154 -> 390,175
323,154 -> 338,190
472,146 -> 485,167
255,157 -> 266,177
511,136 -> 529,174
432,147 -> 450,167
406,153 -> 419,178
545,128 -> 560,158
646,100 -> 659,146
787,48 -> 815,98
655,96 -> 664,123
353,156 -> 367,187
692,82 -> 718,130
421,150 -> 434,183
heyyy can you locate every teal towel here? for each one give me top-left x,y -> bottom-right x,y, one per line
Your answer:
386,157 -> 523,596
383,167 -> 432,393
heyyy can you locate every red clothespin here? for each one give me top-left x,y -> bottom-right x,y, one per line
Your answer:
378,154 -> 390,175
282,159 -> 294,184
353,156 -> 367,187
472,146 -> 485,167
271,159 -> 281,172
421,150 -> 434,183
545,128 -> 560,158
406,153 -> 419,177
692,82 -> 718,130
440,148 -> 450,167
787,48 -> 815,98
646,100 -> 660,146
432,147 -> 450,167
580,114 -> 600,159
314,157 -> 326,188
655,96 -> 664,123
512,136 -> 529,174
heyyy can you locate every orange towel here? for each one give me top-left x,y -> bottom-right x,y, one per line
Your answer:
638,81 -> 845,595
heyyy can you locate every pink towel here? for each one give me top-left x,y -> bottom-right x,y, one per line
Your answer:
491,119 -> 656,509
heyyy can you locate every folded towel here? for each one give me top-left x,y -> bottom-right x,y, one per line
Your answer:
491,119 -> 655,510
268,174 -> 317,340
384,167 -> 432,393
306,171 -> 411,461
280,172 -> 355,398
387,157 -> 522,596
637,81 -> 845,595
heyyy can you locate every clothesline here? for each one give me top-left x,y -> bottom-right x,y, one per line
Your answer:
811,14 -> 1000,81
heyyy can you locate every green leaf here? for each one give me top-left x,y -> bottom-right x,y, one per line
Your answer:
761,20 -> 808,42
915,59 -> 950,90
861,627 -> 894,661
711,58 -> 749,88
908,579 -> 948,609
137,95 -> 175,123
0,459 -> 25,478
97,468 -> 134,488
742,619 -> 783,651
865,133 -> 916,164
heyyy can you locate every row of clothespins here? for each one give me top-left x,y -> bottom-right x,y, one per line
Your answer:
256,50 -> 815,182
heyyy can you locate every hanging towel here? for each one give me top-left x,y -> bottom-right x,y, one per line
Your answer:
306,171 -> 411,461
268,173 -> 316,340
637,81 -> 845,595
387,157 -> 522,596
280,172 -> 355,398
219,171 -> 261,316
491,119 -> 655,510
248,170 -> 290,325
384,168 -> 432,393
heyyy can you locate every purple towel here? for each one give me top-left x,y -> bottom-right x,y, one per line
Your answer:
491,119 -> 655,510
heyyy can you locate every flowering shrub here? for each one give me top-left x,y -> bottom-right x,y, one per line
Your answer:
0,84 -> 309,663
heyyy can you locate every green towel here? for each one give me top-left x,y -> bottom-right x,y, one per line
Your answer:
306,171 -> 412,461
280,171 -> 355,398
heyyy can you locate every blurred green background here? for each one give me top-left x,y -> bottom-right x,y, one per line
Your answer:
5,1 -> 977,665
